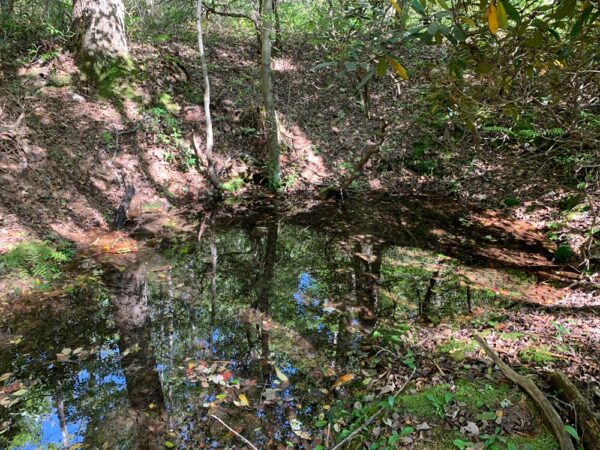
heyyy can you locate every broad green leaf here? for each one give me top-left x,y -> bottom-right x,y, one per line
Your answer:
389,0 -> 402,15
274,366 -> 288,382
526,29 -> 543,48
460,16 -> 477,28
488,3 -> 499,35
388,58 -> 409,80
554,0 -> 576,20
427,22 -> 440,35
570,4 -> 594,38
501,0 -> 520,21
376,59 -> 388,77
311,61 -> 337,70
475,411 -> 497,420
564,424 -> 580,441
400,426 -> 414,436
387,395 -> 395,407
411,0 -> 426,16
452,25 -> 467,42
497,1 -> 508,28
357,67 -> 375,90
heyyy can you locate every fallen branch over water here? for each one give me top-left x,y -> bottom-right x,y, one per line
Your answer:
473,335 -> 575,450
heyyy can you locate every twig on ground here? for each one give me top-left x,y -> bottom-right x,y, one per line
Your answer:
209,414 -> 258,450
331,368 -> 417,450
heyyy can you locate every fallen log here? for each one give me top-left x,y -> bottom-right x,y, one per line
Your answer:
473,335 -> 575,450
549,371 -> 600,450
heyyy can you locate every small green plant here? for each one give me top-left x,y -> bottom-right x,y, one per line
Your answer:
518,346 -> 556,364
221,176 -> 245,193
240,126 -> 258,136
426,391 -> 453,417
554,244 -> 574,263
0,240 -> 73,284
148,107 -> 197,171
551,321 -> 570,342
503,197 -> 520,207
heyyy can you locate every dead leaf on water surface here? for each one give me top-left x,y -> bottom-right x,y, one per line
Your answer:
233,393 -> 249,407
274,366 -> 288,382
263,388 -> 278,402
290,417 -> 311,440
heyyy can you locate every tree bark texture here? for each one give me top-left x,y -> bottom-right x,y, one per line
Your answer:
260,0 -> 280,187
72,0 -> 129,61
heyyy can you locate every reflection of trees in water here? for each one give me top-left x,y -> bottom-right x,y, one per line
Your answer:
101,263 -> 167,449
0,285 -> 124,448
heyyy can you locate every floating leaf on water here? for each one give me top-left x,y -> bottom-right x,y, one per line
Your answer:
274,366 -> 288,382
290,418 -> 311,440
263,388 -> 278,402
238,393 -> 249,406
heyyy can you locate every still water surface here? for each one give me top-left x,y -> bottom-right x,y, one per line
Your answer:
0,199 -> 554,449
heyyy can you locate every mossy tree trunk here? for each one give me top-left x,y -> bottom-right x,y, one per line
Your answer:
72,0 -> 129,63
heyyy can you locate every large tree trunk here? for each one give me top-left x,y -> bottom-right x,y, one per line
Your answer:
259,0 -> 281,188
72,0 -> 129,62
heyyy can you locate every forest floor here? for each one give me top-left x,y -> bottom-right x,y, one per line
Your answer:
0,34 -> 597,258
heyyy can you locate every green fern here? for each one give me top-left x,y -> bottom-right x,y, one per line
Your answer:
484,125 -> 566,140
0,240 -> 73,282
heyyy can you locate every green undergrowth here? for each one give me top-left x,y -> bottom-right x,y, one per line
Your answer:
325,378 -> 557,450
518,345 -> 557,364
0,240 -> 74,288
